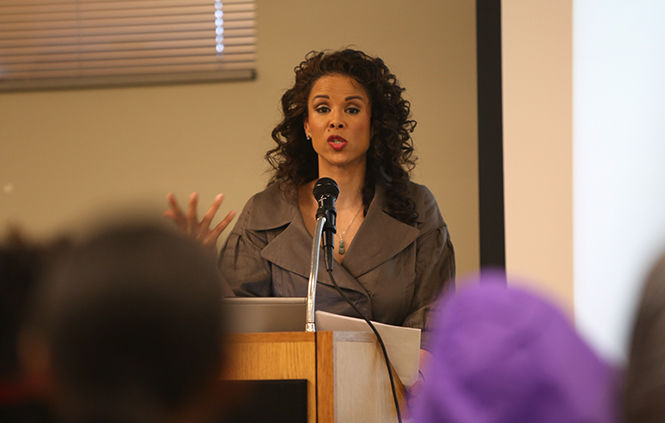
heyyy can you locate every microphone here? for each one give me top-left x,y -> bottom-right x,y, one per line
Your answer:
312,177 -> 339,271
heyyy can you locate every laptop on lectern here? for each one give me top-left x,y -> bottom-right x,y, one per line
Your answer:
223,297 -> 307,333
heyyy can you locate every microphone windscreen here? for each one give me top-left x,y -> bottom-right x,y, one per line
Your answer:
312,177 -> 339,200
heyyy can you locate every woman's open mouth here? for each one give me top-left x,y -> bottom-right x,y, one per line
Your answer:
327,135 -> 347,151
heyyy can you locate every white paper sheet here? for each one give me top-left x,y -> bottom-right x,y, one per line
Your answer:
315,310 -> 421,386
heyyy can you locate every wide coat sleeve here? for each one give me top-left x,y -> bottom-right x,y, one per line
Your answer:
218,194 -> 274,296
402,184 -> 456,349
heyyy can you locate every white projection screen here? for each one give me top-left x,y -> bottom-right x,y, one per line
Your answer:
574,0 -> 665,362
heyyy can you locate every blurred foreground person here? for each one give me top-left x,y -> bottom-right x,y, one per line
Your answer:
22,224 -> 228,423
411,272 -> 618,423
622,252 -> 665,423
1,236 -> 63,423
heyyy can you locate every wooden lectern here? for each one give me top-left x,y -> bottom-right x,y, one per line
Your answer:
224,331 -> 406,422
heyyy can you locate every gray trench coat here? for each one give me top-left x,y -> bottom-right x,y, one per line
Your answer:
219,181 -> 455,347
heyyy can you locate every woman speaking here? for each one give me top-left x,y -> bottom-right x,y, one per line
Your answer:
165,49 -> 455,348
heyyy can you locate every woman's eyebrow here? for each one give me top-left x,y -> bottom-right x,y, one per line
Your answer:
311,94 -> 366,101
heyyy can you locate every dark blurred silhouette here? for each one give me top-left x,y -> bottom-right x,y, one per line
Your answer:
0,230 -> 66,423
23,223 -> 229,423
622,252 -> 665,423
410,271 -> 619,423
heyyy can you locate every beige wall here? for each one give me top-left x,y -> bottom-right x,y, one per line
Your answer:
502,0 -> 573,312
0,0 -> 479,276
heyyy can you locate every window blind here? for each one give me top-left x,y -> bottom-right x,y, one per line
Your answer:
0,0 -> 256,91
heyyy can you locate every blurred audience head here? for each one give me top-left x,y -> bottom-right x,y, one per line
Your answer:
24,222 -> 227,423
0,238 -> 47,382
622,252 -> 665,423
0,229 -> 68,422
411,271 -> 618,423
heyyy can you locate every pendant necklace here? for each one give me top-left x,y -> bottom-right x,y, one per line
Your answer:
338,205 -> 363,255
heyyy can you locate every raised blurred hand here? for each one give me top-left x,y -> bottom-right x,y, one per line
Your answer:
163,192 -> 235,255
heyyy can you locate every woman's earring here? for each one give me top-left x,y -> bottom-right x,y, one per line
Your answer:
306,134 -> 312,141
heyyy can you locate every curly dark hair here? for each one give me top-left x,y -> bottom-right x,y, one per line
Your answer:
266,49 -> 418,225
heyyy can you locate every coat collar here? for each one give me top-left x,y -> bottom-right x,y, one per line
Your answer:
245,183 -> 295,231
251,183 -> 419,292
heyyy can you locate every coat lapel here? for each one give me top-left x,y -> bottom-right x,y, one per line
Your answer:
342,186 -> 420,277
251,183 -> 419,295
259,210 -> 371,296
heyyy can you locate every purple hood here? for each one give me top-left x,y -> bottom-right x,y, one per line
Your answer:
411,271 -> 618,423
